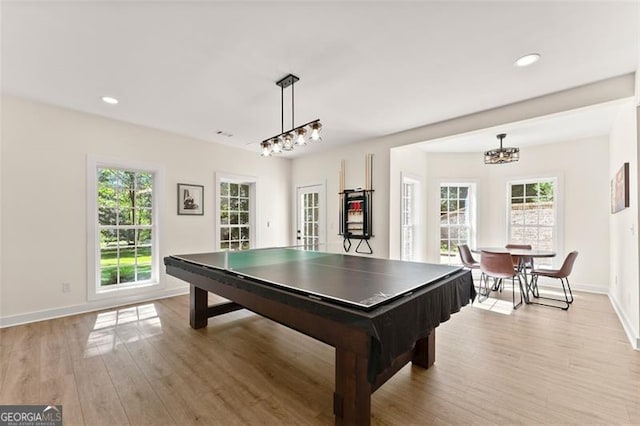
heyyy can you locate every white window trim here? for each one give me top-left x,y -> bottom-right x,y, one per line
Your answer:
86,155 -> 164,301
215,172 -> 258,250
505,175 -> 564,267
438,180 -> 478,251
400,173 -> 421,261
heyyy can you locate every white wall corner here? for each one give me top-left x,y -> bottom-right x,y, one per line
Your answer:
608,292 -> 640,350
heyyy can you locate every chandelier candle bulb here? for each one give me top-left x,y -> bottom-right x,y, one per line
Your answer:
271,137 -> 283,153
310,122 -> 322,141
282,133 -> 294,151
295,128 -> 307,146
261,141 -> 272,156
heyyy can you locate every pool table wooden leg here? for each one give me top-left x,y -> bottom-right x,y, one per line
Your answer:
411,329 -> 435,368
334,348 -> 371,426
190,284 -> 208,329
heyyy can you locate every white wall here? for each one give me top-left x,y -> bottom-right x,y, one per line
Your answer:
2,73 -> 637,335
290,139 -> 392,256
609,102 -> 640,348
421,136 -> 610,292
423,152 -> 487,262
389,147 -> 428,261
0,96 -> 291,324
291,74 -> 634,261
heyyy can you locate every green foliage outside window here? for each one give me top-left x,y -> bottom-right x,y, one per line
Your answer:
98,168 -> 153,286
220,182 -> 251,251
440,185 -> 470,256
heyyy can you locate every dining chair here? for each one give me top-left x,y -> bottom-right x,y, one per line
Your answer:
530,251 -> 578,310
457,244 -> 480,270
479,250 -> 523,309
505,243 -> 534,270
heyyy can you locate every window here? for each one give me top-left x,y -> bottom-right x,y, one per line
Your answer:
401,179 -> 416,261
440,184 -> 475,264
508,179 -> 557,265
219,182 -> 251,250
87,158 -> 162,300
216,174 -> 256,251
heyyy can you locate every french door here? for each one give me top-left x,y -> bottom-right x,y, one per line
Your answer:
296,184 -> 326,250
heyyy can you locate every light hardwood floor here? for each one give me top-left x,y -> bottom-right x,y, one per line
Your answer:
1,289 -> 638,425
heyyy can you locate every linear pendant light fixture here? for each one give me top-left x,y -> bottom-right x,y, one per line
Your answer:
484,133 -> 519,164
261,74 -> 322,156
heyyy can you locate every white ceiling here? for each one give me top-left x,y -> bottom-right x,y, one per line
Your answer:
415,99 -> 631,153
2,1 -> 638,157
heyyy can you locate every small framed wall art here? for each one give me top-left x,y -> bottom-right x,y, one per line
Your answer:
611,162 -> 630,214
178,183 -> 204,215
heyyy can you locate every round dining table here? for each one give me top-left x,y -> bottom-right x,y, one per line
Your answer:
471,247 -> 556,303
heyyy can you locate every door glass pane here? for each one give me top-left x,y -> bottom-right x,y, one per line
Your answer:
221,211 -> 229,225
240,227 -> 249,240
239,212 -> 249,224
298,188 -> 324,250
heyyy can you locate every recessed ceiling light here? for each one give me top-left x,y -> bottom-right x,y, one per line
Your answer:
101,96 -> 119,105
514,53 -> 541,67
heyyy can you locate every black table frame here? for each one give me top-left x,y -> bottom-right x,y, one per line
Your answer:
165,255 -> 473,425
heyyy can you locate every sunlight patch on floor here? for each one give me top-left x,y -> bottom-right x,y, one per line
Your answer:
93,304 -> 159,329
472,297 -> 514,315
86,304 -> 163,355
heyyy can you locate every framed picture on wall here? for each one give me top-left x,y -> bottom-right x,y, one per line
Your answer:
611,162 -> 629,214
178,183 -> 204,215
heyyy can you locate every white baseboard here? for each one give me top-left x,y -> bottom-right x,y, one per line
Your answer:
608,293 -> 640,350
470,273 -> 608,295
566,283 -> 607,294
0,286 -> 189,328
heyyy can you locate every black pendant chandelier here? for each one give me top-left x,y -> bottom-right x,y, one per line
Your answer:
261,74 -> 321,156
484,133 -> 519,164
